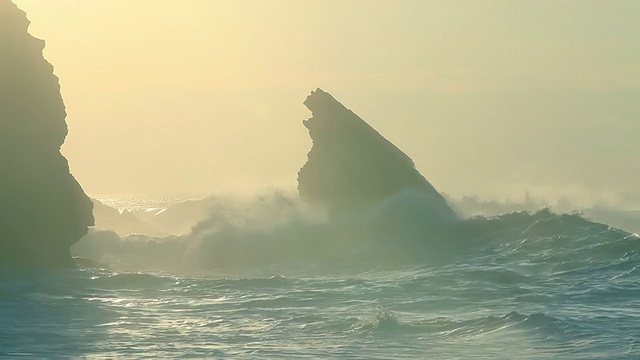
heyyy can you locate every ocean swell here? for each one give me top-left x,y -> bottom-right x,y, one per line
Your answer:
72,191 -> 639,276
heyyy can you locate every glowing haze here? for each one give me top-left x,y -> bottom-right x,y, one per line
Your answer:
13,0 -> 640,206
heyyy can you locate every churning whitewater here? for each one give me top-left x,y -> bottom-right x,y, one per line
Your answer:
2,1 -> 638,358
1,83 -> 638,358
1,194 -> 639,359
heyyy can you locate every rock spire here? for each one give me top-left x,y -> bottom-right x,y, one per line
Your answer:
298,88 -> 455,219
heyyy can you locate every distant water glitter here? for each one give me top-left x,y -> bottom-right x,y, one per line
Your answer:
1,195 -> 639,359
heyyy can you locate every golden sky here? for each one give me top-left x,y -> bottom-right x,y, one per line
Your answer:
12,0 -> 640,206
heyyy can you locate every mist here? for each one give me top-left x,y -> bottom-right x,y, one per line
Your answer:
4,1 -> 640,358
12,0 -> 640,208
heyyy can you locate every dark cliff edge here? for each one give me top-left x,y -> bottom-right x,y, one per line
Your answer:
0,1 -> 94,267
297,88 -> 456,221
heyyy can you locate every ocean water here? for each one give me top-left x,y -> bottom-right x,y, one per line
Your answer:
1,194 -> 639,359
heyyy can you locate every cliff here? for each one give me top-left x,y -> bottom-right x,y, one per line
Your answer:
298,88 -> 455,219
0,1 -> 94,267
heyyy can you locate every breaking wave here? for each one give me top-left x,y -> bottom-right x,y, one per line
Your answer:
72,190 -> 640,275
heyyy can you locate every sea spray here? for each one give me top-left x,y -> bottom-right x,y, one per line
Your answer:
73,190 -> 638,274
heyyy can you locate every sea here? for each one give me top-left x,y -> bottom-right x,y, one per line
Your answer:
1,192 -> 639,359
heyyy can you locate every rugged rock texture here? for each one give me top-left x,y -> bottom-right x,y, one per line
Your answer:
0,1 -> 94,267
298,88 -> 455,219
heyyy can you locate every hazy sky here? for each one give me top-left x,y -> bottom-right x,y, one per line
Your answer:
13,0 -> 640,206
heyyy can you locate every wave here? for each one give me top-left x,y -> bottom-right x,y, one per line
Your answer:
436,311 -> 573,339
72,190 -> 640,273
333,307 -> 574,341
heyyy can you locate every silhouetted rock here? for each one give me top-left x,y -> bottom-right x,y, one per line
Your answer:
0,1 -> 94,267
91,199 -> 163,236
298,88 -> 456,220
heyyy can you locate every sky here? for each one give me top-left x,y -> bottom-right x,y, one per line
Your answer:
12,0 -> 640,207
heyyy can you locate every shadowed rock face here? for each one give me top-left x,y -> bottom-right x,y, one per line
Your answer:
298,88 -> 455,219
0,1 -> 94,267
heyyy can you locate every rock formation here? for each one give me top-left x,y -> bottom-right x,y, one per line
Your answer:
91,199 -> 164,237
0,1 -> 94,267
298,88 -> 456,220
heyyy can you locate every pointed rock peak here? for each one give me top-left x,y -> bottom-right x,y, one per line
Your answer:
298,89 -> 456,219
302,88 -> 353,128
304,88 -> 336,109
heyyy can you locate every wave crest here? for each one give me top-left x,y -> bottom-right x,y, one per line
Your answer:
73,191 -> 638,273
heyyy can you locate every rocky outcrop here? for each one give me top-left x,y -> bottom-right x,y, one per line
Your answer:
91,199 -> 163,237
0,1 -> 94,267
298,88 -> 456,220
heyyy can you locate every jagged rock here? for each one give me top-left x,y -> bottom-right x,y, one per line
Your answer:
91,199 -> 164,237
298,88 -> 455,219
0,1 -> 94,267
